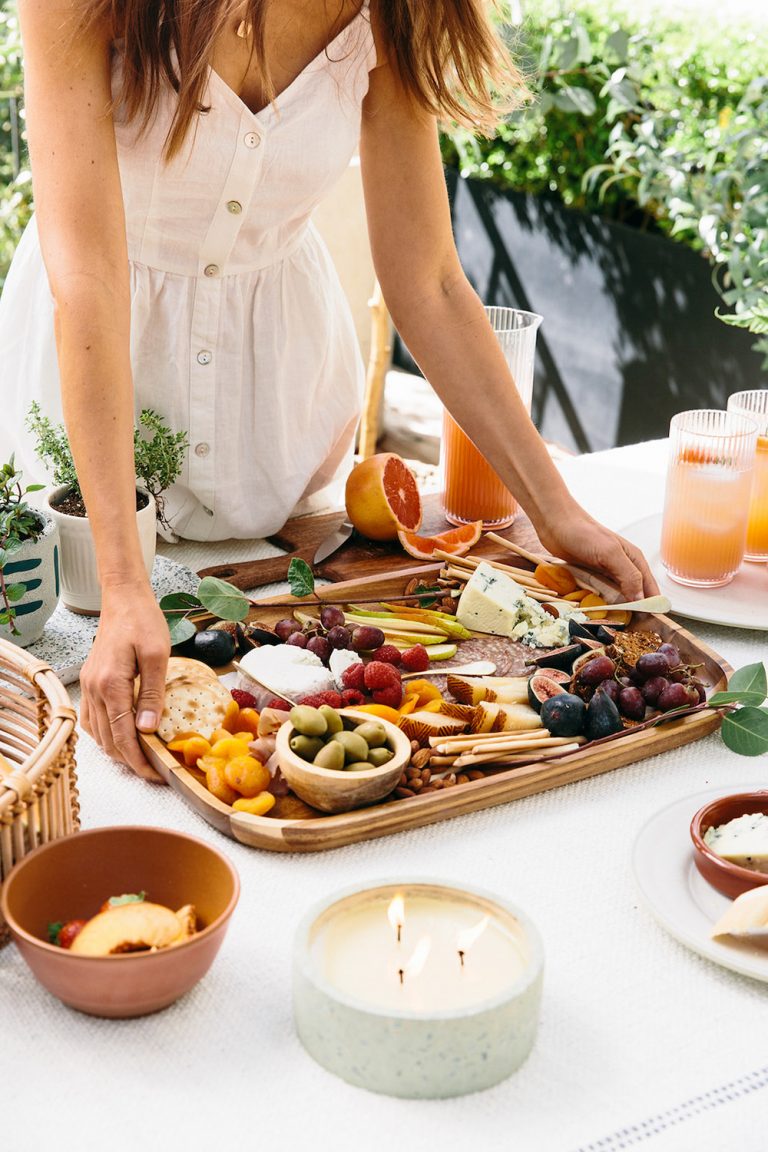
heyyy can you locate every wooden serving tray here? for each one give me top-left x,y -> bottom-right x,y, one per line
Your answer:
140,566 -> 733,853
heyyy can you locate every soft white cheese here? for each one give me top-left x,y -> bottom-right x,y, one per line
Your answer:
329,648 -> 363,691
456,561 -> 585,648
238,644 -> 335,704
703,813 -> 768,873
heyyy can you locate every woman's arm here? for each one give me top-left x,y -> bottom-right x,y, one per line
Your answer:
360,54 -> 656,599
19,0 -> 168,777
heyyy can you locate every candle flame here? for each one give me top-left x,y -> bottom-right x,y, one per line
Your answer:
404,935 -> 431,981
387,894 -> 405,943
456,916 -> 490,954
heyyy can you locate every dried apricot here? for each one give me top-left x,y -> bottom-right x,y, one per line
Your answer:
210,736 -> 252,759
221,699 -> 241,733
199,756 -> 238,806
224,754 -> 271,798
232,793 -> 276,816
236,707 -> 260,737
398,695 -> 418,715
168,734 -> 212,768
534,562 -> 578,596
563,589 -> 588,602
580,593 -> 607,608
402,679 -> 443,706
351,704 -> 402,724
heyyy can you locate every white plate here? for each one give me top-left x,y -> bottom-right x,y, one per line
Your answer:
622,513 -> 768,631
632,784 -> 768,983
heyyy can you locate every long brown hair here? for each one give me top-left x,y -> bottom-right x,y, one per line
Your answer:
84,1 -> 524,158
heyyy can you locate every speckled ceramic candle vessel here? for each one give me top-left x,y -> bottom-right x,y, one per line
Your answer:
293,879 -> 544,1099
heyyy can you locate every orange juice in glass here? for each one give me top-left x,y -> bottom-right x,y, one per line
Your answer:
442,308 -> 542,528
660,409 -> 758,587
727,390 -> 768,562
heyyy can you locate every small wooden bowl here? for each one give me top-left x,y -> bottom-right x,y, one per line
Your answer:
276,709 -> 410,814
0,825 -> 240,1018
690,792 -> 768,899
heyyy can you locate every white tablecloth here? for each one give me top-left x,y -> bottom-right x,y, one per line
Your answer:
3,442 -> 768,1152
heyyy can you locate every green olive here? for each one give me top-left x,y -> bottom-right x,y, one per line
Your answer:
289,706 -> 328,737
345,761 -> 375,772
318,705 -> 343,734
331,730 -> 369,763
353,722 -> 388,748
313,741 -> 346,772
289,734 -> 325,761
367,746 -> 394,767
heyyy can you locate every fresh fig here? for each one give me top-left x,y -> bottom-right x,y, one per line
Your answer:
540,692 -> 586,738
584,692 -> 623,741
532,643 -> 585,672
536,668 -> 571,684
568,619 -> 599,642
595,679 -> 620,704
595,625 -> 620,643
527,673 -> 568,713
189,628 -> 236,666
242,623 -> 282,648
571,647 -> 606,680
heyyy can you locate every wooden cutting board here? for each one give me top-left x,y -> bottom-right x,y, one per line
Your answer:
197,493 -> 546,590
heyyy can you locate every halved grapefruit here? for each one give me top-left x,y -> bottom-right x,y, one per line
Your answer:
397,521 -> 483,560
345,454 -> 422,542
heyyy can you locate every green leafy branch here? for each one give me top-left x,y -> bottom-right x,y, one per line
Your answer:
707,662 -> 768,756
0,454 -> 46,636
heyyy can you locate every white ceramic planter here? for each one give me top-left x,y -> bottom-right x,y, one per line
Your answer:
0,514 -> 60,647
47,486 -> 157,615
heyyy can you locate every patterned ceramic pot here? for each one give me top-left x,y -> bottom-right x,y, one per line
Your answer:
0,514 -> 60,648
47,487 -> 156,615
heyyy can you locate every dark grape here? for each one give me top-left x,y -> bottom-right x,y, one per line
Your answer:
657,683 -> 696,711
306,635 -> 332,664
595,679 -> 620,703
578,656 -> 616,686
657,643 -> 681,668
634,652 -> 671,682
320,605 -> 346,630
690,678 -> 707,703
351,625 -> 386,652
669,667 -> 689,683
327,625 -> 352,649
274,618 -> 303,642
641,676 -> 669,705
286,631 -> 308,649
618,686 -> 645,720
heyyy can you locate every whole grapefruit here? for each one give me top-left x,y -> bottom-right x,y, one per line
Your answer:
345,454 -> 423,542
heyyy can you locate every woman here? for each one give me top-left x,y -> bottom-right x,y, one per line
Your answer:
7,0 -> 656,779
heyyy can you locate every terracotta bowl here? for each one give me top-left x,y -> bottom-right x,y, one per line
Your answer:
0,825 -> 240,1018
276,708 -> 410,814
690,792 -> 768,899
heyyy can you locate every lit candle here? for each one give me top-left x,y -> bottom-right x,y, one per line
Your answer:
293,880 -> 543,1098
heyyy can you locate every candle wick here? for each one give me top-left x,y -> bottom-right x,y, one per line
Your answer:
458,950 -> 465,968
397,924 -> 402,944
398,968 -> 404,985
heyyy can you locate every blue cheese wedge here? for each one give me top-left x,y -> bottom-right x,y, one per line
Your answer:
703,813 -> 768,873
455,561 -> 585,648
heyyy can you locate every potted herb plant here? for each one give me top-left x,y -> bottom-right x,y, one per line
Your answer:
0,455 -> 60,647
26,403 -> 188,615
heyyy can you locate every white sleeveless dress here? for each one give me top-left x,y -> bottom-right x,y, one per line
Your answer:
0,7 -> 374,540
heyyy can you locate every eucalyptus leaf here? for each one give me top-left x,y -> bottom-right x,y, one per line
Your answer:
709,691 -> 766,708
197,576 -> 249,622
288,557 -> 316,599
554,86 -> 597,116
728,662 -> 768,699
159,591 -> 202,613
167,616 -> 198,646
720,707 -> 768,757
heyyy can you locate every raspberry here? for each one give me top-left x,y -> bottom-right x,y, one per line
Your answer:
372,684 -> 403,710
341,689 -> 366,707
364,661 -> 402,692
230,688 -> 259,710
265,698 -> 291,711
297,690 -> 343,709
400,645 -> 429,673
341,663 -> 367,692
371,645 -> 402,666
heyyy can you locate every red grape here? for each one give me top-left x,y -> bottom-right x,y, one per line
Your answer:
320,605 -> 346,630
327,625 -> 352,649
618,686 -> 645,720
274,618 -> 302,641
578,656 -> 616,686
635,652 -> 671,682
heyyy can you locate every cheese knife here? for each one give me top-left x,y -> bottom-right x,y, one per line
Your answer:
197,519 -> 355,591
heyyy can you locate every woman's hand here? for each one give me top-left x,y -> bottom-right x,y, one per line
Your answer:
79,584 -> 169,782
537,511 -> 659,601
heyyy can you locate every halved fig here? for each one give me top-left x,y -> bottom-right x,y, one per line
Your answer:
527,672 -> 568,713
532,644 -> 585,672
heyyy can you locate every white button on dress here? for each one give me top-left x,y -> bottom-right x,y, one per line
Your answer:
0,5 -> 374,542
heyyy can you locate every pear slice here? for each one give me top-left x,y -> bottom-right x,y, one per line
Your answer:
70,901 -> 192,956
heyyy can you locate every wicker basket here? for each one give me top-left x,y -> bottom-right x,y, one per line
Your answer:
0,638 -> 79,944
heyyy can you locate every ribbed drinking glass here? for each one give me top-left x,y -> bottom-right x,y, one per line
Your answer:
441,308 -> 542,529
660,409 -> 758,587
727,390 -> 768,562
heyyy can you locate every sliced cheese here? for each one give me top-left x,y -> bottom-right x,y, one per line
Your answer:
703,813 -> 768,873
